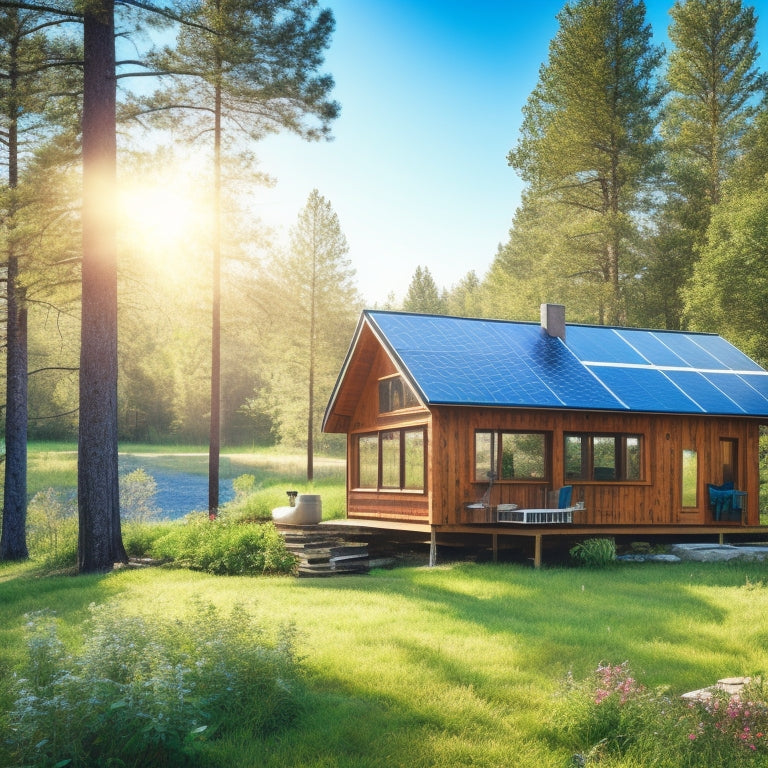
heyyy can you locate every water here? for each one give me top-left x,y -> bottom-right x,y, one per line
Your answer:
119,455 -> 235,519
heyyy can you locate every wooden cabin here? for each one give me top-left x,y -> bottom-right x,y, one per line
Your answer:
323,305 -> 768,534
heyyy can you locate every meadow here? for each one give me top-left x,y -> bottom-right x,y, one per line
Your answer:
4,444 -> 768,767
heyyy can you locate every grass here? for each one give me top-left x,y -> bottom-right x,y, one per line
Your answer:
3,559 -> 768,766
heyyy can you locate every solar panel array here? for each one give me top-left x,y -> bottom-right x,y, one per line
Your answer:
366,311 -> 768,416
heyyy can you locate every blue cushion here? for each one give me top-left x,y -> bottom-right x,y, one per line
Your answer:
558,485 -> 573,508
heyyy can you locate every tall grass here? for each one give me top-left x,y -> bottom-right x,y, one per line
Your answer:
3,561 -> 768,767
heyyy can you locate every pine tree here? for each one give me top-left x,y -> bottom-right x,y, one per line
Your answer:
507,0 -> 663,324
653,0 -> 765,329
252,189 -> 361,480
403,266 -> 446,315
140,0 -> 338,512
0,7 -> 80,560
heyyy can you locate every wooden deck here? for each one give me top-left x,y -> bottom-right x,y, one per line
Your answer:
323,518 -> 768,568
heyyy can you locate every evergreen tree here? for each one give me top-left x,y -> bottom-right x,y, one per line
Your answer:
250,190 -> 361,479
507,0 -> 663,324
652,0 -> 765,329
685,98 -> 768,356
0,8 -> 80,560
403,266 -> 446,315
140,0 -> 338,513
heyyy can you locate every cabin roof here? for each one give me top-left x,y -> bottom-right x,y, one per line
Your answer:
323,310 -> 768,432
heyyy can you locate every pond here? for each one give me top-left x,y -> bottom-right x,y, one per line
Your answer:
119,454 -> 235,519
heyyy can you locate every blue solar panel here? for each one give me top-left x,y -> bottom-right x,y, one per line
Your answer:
703,373 -> 768,413
664,371 -> 745,414
565,325 -> 647,365
691,335 -> 766,372
589,366 -> 701,413
655,332 -> 730,369
614,329 -> 689,367
363,311 -> 768,417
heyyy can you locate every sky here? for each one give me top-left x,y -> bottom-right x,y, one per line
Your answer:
249,0 -> 764,307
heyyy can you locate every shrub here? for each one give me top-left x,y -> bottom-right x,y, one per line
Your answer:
122,519 -> 176,558
570,537 -> 616,568
149,515 -> 296,575
26,488 -> 78,570
120,468 -> 161,523
7,601 -> 303,767
552,664 -> 768,767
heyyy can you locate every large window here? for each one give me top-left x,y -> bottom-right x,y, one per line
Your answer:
357,428 -> 425,491
475,431 -> 548,482
565,433 -> 643,481
378,375 -> 419,413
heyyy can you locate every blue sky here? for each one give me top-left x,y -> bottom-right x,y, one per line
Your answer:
252,1 -> 765,306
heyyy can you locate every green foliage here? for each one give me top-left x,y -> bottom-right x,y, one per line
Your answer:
685,179 -> 768,361
7,601 -> 302,767
122,519 -> 176,558
403,265 -> 447,314
25,488 -> 77,570
570,538 -> 616,568
150,515 -> 296,575
120,467 -> 161,523
507,0 -> 663,325
552,664 -> 768,767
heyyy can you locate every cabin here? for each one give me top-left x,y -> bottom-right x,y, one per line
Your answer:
322,305 -> 768,562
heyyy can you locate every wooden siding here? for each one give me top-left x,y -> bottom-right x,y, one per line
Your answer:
430,406 -> 760,528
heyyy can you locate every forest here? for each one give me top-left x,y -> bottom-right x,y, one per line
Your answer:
1,0 -> 767,568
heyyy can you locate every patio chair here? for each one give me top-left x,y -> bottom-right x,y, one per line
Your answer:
707,482 -> 745,522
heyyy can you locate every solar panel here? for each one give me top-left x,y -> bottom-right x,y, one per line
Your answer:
364,311 -> 768,417
590,366 -> 702,413
655,332 -> 730,369
565,325 -> 647,365
614,329 -> 689,367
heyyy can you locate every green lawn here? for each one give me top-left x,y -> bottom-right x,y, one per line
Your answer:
3,558 -> 768,767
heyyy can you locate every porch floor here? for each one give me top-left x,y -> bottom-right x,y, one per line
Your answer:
320,519 -> 768,568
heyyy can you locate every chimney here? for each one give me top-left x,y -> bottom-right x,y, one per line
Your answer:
541,303 -> 566,340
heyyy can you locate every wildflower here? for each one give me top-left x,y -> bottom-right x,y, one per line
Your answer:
689,734 -> 697,741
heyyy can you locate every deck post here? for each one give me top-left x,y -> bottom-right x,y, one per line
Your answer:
534,534 -> 542,568
492,533 -> 498,562
429,527 -> 437,567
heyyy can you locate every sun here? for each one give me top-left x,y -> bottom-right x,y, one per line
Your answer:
118,165 -> 214,279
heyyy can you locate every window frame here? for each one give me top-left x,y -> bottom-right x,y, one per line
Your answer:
378,374 -> 420,414
355,426 -> 427,493
564,432 -> 644,482
474,430 -> 550,484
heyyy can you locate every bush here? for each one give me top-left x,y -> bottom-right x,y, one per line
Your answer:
120,468 -> 161,523
570,537 -> 616,568
7,601 -> 303,768
26,488 -> 78,570
552,663 -> 768,767
122,519 -> 176,558
149,515 -> 296,575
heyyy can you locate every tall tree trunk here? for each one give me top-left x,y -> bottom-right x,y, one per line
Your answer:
208,72 -> 222,518
1,278 -> 29,560
1,25 -> 29,561
78,0 -> 126,572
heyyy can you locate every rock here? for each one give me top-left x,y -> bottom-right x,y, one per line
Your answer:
671,543 -> 768,562
617,553 -> 681,563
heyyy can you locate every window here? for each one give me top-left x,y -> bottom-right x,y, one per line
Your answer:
356,428 -> 425,492
475,431 -> 548,482
378,375 -> 419,413
565,433 -> 643,481
358,434 -> 379,489
682,449 -> 698,507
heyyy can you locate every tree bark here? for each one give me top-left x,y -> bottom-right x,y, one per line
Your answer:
78,0 -> 126,572
1,25 -> 29,561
